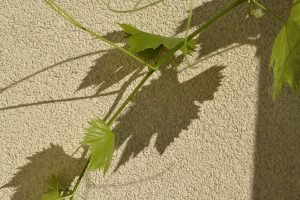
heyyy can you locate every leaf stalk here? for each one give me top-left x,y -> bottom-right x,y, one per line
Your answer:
251,0 -> 285,22
44,0 -> 158,70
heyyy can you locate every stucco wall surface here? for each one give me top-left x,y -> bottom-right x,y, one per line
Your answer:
1,0 -> 299,200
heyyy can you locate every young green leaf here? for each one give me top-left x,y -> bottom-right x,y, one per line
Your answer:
250,8 -> 264,18
270,0 -> 300,100
119,23 -> 197,58
119,23 -> 144,35
41,176 -> 62,200
81,118 -> 115,173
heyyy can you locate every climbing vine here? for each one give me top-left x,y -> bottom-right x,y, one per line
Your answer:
41,0 -> 300,199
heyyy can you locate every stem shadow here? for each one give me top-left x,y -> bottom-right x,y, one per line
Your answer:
0,31 -> 121,96
0,31 -> 142,113
177,0 -> 260,58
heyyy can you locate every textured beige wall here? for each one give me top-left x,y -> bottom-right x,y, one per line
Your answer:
0,0 -> 299,199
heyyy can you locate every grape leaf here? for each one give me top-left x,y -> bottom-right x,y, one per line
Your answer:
41,176 -> 62,200
119,23 -> 143,35
119,23 -> 197,59
81,118 -> 115,173
270,0 -> 300,99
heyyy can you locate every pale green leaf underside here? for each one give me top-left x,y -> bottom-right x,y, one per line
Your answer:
119,23 -> 197,57
41,176 -> 61,200
81,118 -> 115,173
270,0 -> 300,99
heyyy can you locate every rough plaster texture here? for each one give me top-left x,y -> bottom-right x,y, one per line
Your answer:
0,0 -> 299,199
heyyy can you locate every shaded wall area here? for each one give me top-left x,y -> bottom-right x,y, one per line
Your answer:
178,0 -> 300,198
252,0 -> 300,199
1,144 -> 87,200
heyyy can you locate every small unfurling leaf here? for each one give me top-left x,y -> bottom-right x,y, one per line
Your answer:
81,118 -> 115,173
119,23 -> 143,35
41,176 -> 62,200
250,8 -> 264,18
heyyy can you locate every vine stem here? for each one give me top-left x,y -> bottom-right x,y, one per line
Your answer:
183,0 -> 194,67
45,0 -> 247,199
107,70 -> 155,126
155,0 -> 247,68
107,0 -> 164,13
69,70 -> 154,200
69,158 -> 89,200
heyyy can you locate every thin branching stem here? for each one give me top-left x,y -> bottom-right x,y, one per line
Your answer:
69,158 -> 90,200
107,0 -> 164,13
184,0 -> 194,67
155,0 -> 247,68
44,0 -> 158,70
251,0 -> 285,22
69,70 -> 154,199
44,0 -> 247,199
107,70 -> 155,126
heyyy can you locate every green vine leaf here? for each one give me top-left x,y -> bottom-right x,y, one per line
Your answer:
270,0 -> 300,100
81,118 -> 115,173
41,176 -> 62,200
119,23 -> 197,60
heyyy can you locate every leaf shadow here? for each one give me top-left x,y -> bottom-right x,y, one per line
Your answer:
76,31 -> 147,120
177,0 -> 262,58
72,17 -> 227,171
1,144 -> 88,200
77,48 -> 144,94
0,31 -> 143,113
113,65 -> 225,170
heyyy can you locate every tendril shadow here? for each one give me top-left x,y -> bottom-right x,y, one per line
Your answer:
104,0 -> 164,13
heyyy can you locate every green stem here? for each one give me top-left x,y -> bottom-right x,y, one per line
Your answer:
44,0 -> 157,70
69,70 -> 154,199
184,0 -> 194,51
58,0 -> 247,198
81,28 -> 158,70
155,0 -> 247,68
107,0 -> 164,13
69,158 -> 90,200
107,70 -> 155,126
184,0 -> 194,67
